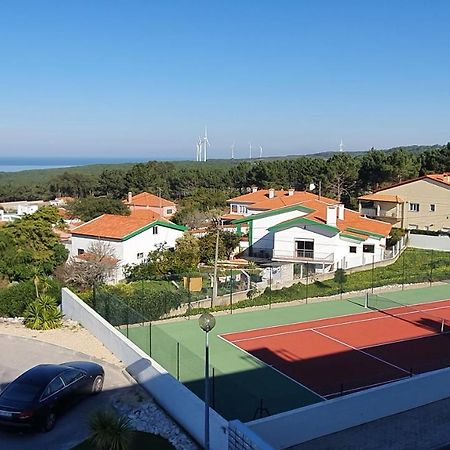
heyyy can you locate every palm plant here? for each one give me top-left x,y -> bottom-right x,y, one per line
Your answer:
23,294 -> 62,330
88,410 -> 132,450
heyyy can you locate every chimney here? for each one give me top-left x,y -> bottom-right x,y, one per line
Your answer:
268,188 -> 275,199
288,188 -> 295,197
326,205 -> 337,226
127,191 -> 133,203
338,203 -> 345,220
251,186 -> 258,193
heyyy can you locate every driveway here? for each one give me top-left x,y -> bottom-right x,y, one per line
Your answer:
0,333 -> 136,450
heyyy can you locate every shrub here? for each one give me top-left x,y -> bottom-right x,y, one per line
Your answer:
23,295 -> 62,330
0,281 -> 36,317
88,410 -> 132,450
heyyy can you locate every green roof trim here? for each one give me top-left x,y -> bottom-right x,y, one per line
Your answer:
268,217 -> 340,233
346,227 -> 385,239
123,220 -> 187,241
340,233 -> 366,242
231,204 -> 315,224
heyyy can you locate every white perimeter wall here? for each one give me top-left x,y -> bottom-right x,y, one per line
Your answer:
409,234 -> 450,252
61,288 -> 228,450
247,366 -> 450,449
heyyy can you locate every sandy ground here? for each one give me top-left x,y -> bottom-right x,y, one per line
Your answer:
0,318 -> 122,366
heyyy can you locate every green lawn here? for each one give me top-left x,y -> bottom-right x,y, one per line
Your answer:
123,283 -> 450,422
72,431 -> 175,450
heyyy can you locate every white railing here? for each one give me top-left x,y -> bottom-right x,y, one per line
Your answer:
273,250 -> 334,263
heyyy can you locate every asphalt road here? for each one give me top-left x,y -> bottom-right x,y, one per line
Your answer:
0,334 -> 134,450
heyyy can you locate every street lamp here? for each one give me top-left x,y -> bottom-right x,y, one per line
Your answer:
198,312 -> 216,450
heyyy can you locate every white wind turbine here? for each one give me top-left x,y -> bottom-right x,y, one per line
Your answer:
202,126 -> 210,162
249,142 -> 252,159
259,145 -> 263,159
231,142 -> 235,160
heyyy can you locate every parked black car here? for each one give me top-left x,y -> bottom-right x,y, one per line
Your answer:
0,361 -> 104,431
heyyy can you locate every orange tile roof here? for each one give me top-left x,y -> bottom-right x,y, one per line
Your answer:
300,200 -> 391,236
221,213 -> 245,220
125,192 -> 175,208
228,189 -> 338,209
72,209 -> 162,240
358,193 -> 403,203
426,173 -> 450,185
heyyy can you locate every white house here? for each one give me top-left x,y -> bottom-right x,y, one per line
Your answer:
70,209 -> 187,280
230,189 -> 392,275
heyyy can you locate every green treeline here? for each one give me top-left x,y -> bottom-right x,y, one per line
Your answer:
1,144 -> 449,209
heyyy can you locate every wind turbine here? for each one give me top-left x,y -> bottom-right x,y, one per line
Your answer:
339,139 -> 344,153
202,126 -> 210,162
231,142 -> 235,160
249,142 -> 252,159
259,145 -> 263,159
196,137 -> 202,161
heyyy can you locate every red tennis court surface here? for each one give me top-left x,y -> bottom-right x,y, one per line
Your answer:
222,299 -> 450,398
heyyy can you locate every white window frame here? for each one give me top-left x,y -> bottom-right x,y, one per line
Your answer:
409,203 -> 420,212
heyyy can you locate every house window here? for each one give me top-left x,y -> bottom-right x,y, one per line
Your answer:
409,203 -> 420,212
153,226 -> 158,235
231,205 -> 238,213
430,204 -> 436,212
166,209 -> 173,215
363,244 -> 375,253
137,252 -> 144,259
408,224 -> 418,230
77,249 -> 85,255
349,246 -> 357,254
295,240 -> 314,258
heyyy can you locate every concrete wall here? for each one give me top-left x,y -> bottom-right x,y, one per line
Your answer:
247,365 -> 450,449
61,288 -> 228,450
409,234 -> 450,252
229,420 -> 274,450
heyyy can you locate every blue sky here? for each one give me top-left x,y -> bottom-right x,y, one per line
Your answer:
0,0 -> 449,160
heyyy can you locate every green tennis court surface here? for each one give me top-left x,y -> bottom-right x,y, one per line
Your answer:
122,284 -> 450,422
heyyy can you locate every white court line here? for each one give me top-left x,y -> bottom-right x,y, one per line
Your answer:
312,329 -> 411,375
323,375 -> 411,398
229,303 -> 450,344
217,334 -> 327,401
220,297 -> 450,338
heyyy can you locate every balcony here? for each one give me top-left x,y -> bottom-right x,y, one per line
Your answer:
360,208 -> 400,219
272,250 -> 334,263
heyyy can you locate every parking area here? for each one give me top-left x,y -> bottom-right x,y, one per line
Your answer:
0,333 -> 135,450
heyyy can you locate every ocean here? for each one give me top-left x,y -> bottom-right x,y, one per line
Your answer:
0,156 -> 150,173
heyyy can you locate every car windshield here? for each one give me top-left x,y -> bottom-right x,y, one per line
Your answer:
1,382 -> 42,402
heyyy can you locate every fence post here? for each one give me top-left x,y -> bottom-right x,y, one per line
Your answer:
430,249 -> 434,286
149,322 -> 152,357
305,263 -> 309,304
229,268 -> 233,314
371,256 -> 375,293
402,251 -> 405,291
176,342 -> 180,381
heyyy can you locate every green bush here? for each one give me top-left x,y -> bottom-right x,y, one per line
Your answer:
0,281 -> 36,317
88,410 -> 132,450
23,295 -> 62,330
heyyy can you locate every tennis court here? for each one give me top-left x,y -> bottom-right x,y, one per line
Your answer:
121,284 -> 450,421
222,296 -> 450,399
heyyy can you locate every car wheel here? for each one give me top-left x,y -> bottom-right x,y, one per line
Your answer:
92,375 -> 104,394
42,411 -> 56,432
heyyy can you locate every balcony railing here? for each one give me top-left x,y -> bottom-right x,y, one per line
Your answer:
272,250 -> 334,263
360,208 -> 400,219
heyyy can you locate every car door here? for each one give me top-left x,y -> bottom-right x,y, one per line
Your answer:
60,369 -> 86,402
41,376 -> 66,413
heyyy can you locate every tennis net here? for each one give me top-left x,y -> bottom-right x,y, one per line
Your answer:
367,294 -> 450,334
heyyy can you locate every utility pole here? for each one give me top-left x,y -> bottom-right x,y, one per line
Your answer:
212,220 -> 220,306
